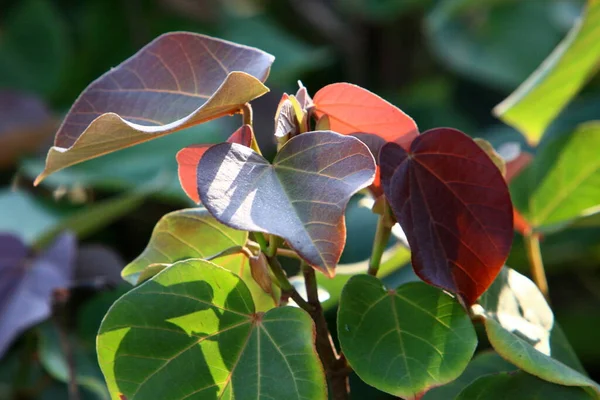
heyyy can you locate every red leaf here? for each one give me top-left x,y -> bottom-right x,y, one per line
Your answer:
505,151 -> 533,235
176,125 -> 253,203
380,128 -> 514,305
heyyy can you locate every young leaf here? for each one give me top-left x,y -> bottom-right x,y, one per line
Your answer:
0,233 -> 75,358
121,208 -> 277,311
456,372 -> 594,400
197,131 -> 376,276
97,259 -> 326,400
35,32 -> 275,184
494,0 -> 600,145
511,122 -> 600,232
177,125 -> 253,203
380,128 -> 513,305
337,276 -> 477,398
474,267 -> 599,394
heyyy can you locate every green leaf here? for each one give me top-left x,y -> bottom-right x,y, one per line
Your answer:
422,351 -> 517,400
510,122 -> 600,231
0,0 -> 70,97
456,371 -> 595,400
97,259 -> 326,400
337,276 -> 477,398
474,267 -> 599,395
38,322 -> 109,400
494,0 -> 600,145
197,131 -> 376,276
122,208 -> 278,311
35,32 -> 274,184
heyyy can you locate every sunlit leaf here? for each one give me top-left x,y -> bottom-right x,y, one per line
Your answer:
380,128 -> 513,305
35,32 -> 274,184
456,372 -> 594,400
474,267 -> 599,395
177,125 -> 253,204
97,259 -> 326,400
122,208 -> 277,311
422,351 -> 517,400
198,131 -> 376,276
494,0 -> 600,145
0,233 -> 75,358
511,122 -> 600,232
337,276 -> 477,398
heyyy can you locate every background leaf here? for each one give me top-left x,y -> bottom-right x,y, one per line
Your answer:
494,0 -> 600,145
380,128 -> 514,305
337,276 -> 477,398
36,32 -> 274,183
97,259 -> 326,400
198,131 -> 376,276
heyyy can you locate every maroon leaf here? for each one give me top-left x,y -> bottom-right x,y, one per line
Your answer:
35,32 -> 274,184
176,125 -> 254,203
0,233 -> 76,358
198,131 -> 376,276
380,128 -> 513,305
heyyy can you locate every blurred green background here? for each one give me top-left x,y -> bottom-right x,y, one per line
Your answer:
1,0 -> 600,398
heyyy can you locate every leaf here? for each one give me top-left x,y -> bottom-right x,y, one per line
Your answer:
0,233 -> 75,358
474,267 -> 599,395
474,138 -> 506,177
38,322 -> 109,400
75,245 -> 124,287
426,0 -> 572,90
380,128 -> 514,305
456,372 -> 595,400
121,208 -> 277,311
510,122 -> 600,232
97,259 -> 326,400
337,276 -> 477,398
177,125 -> 253,204
0,91 -> 56,167
35,32 -> 274,184
494,0 -> 600,145
422,351 -> 517,400
198,130 -> 376,276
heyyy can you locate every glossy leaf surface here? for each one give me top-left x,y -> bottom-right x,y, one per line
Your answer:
494,0 -> 600,145
36,32 -> 274,184
475,267 -> 599,394
122,208 -> 277,311
380,128 -> 513,305
511,122 -> 600,231
198,131 -> 376,276
337,276 -> 477,398
177,125 -> 253,203
98,260 -> 326,400
422,352 -> 517,400
0,233 -> 75,358
456,372 -> 594,400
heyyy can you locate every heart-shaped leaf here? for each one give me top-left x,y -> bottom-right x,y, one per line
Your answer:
337,276 -> 477,398
494,0 -> 600,145
456,372 -> 594,400
97,259 -> 326,400
380,128 -> 514,305
511,122 -> 600,232
35,32 -> 275,184
0,233 -> 75,358
198,131 -> 376,276
177,125 -> 253,203
474,267 -> 599,395
313,83 -> 418,196
122,208 -> 277,311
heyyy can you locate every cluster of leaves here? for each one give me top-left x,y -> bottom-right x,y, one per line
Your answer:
3,0 -> 600,399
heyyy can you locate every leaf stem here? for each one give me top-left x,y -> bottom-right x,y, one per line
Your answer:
368,202 -> 393,276
241,103 -> 262,155
266,254 -> 311,310
525,232 -> 550,302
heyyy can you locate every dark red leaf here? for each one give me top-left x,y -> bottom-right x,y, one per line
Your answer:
197,131 -> 376,276
0,233 -> 76,358
176,125 -> 253,203
380,128 -> 514,305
